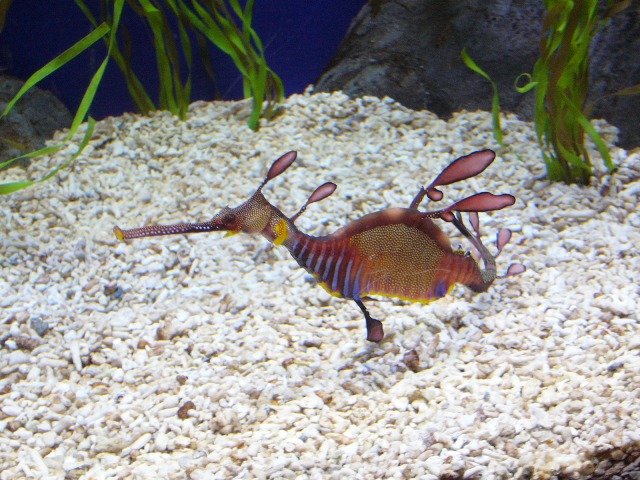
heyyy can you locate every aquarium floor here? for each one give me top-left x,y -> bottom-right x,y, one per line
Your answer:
1,92 -> 639,479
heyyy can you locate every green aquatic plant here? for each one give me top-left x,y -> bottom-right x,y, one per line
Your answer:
525,0 -> 623,185
0,0 -> 124,195
76,0 -> 191,119
463,0 -> 636,185
174,0 -> 284,130
0,0 -> 283,195
75,0 -> 284,128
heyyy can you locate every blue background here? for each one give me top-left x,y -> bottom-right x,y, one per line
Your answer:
1,1 -> 366,119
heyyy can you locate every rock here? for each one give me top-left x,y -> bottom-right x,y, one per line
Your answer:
31,316 -> 50,337
315,0 -> 640,149
0,74 -> 72,164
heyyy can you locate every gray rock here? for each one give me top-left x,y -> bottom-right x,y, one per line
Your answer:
0,74 -> 72,164
30,316 -> 50,337
316,0 -> 640,149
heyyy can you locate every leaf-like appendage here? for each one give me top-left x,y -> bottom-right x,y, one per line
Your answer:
266,151 -> 297,182
428,149 -> 495,190
307,182 -> 336,205
496,228 -> 513,254
505,263 -> 526,277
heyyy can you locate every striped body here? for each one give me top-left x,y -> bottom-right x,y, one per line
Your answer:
282,208 -> 486,302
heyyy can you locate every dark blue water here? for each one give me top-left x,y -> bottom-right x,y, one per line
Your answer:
1,1 -> 365,119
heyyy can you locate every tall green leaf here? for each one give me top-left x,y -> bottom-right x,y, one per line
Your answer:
461,48 -> 504,147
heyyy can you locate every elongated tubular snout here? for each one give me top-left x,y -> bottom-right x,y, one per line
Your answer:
114,221 -> 225,240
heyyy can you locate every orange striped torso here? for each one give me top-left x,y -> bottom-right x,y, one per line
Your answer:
285,208 -> 484,302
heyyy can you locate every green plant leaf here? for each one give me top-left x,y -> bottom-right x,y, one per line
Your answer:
0,144 -> 62,172
177,0 -> 283,130
69,0 -> 125,135
461,48 -> 503,146
514,73 -> 538,93
1,22 -> 110,118
76,0 -> 157,115
0,118 -> 96,194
